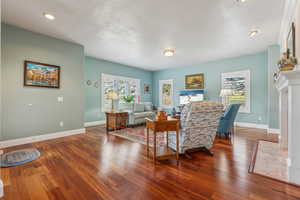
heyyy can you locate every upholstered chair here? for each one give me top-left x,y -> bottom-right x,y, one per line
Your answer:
168,101 -> 224,154
217,104 -> 241,138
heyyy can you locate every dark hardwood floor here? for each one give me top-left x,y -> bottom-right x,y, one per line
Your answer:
1,126 -> 300,200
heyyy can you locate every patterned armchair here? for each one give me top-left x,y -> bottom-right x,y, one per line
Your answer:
168,101 -> 224,154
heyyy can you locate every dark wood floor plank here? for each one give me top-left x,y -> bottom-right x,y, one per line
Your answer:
1,126 -> 300,200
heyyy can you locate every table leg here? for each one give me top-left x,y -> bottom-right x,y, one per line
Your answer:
231,126 -> 235,144
106,117 -> 109,134
166,131 -> 169,148
176,130 -> 179,164
153,131 -> 156,164
146,128 -> 149,157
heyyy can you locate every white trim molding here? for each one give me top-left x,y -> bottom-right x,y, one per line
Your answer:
221,70 -> 251,113
84,120 -> 106,127
267,128 -> 280,134
0,128 -> 86,148
278,0 -> 299,51
235,122 -> 280,134
101,73 -> 141,112
235,122 -> 268,129
0,177 -> 3,198
0,150 -> 3,198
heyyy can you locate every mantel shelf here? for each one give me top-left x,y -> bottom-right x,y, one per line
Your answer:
275,66 -> 300,91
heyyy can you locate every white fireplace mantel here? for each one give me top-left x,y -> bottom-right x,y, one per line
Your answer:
275,67 -> 300,185
276,69 -> 300,91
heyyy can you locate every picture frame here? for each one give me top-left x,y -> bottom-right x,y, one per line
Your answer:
144,84 -> 151,94
24,61 -> 60,88
159,79 -> 173,108
185,73 -> 204,89
221,70 -> 251,113
287,22 -> 296,57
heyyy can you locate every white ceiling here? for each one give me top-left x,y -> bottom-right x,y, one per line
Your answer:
2,0 -> 284,70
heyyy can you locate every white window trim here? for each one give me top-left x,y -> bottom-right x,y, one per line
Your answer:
221,70 -> 251,113
101,73 -> 141,112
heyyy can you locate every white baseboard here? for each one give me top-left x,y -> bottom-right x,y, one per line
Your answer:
0,179 -> 3,198
0,128 -> 86,148
0,151 -> 3,197
235,122 -> 268,129
267,128 -> 280,134
84,120 -> 106,127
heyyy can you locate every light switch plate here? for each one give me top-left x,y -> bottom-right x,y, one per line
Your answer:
58,96 -> 64,102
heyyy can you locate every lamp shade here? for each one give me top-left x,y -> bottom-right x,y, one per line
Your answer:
219,89 -> 233,97
107,91 -> 119,100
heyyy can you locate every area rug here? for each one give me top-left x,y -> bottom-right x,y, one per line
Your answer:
0,148 -> 40,167
250,140 -> 288,182
111,126 -> 167,147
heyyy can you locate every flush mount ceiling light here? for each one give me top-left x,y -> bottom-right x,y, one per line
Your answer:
43,13 -> 55,20
163,49 -> 175,57
236,0 -> 246,3
249,30 -> 259,38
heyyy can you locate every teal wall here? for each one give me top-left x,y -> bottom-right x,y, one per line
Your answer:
267,45 -> 280,129
1,22 -> 280,138
153,51 -> 269,125
85,56 -> 153,123
1,24 -> 85,140
0,23 -> 2,140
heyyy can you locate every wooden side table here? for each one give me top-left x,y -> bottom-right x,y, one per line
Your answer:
145,117 -> 180,164
105,112 -> 128,133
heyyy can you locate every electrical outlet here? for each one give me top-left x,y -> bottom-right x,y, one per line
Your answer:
59,121 -> 64,127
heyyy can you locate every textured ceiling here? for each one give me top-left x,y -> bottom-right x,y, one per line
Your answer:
2,0 -> 284,70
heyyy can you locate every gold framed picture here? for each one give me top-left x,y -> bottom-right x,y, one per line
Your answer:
24,61 -> 60,88
185,74 -> 204,89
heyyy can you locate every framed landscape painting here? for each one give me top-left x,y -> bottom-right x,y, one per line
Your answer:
24,61 -> 60,88
185,74 -> 204,89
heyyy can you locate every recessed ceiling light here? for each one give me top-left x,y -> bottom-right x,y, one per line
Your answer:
249,30 -> 259,37
43,13 -> 55,20
163,49 -> 175,57
237,0 -> 246,3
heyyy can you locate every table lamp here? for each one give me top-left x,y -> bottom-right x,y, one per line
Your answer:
219,89 -> 233,107
107,91 -> 119,112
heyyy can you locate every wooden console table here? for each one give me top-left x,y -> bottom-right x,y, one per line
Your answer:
145,117 -> 180,164
105,112 -> 128,133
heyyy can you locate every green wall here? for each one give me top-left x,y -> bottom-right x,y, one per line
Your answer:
153,51 -> 269,125
1,24 -> 85,140
85,56 -> 153,123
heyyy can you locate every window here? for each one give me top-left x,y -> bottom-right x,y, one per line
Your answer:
101,73 -> 140,111
221,70 -> 250,113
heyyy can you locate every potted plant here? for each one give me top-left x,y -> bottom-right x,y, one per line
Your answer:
123,95 -> 135,103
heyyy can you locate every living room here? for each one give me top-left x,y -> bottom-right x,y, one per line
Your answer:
1,0 -> 300,199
